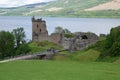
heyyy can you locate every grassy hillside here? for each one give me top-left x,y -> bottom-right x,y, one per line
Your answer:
115,58 -> 120,63
29,41 -> 62,53
0,0 -> 120,18
53,49 -> 100,62
0,60 -> 120,80
41,0 -> 111,10
28,40 -> 100,62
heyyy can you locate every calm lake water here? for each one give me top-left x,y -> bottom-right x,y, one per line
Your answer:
0,16 -> 120,40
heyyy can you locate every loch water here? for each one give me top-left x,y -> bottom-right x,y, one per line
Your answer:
0,16 -> 120,40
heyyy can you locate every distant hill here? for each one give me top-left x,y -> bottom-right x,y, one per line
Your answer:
22,2 -> 48,8
85,0 -> 120,11
0,0 -> 120,18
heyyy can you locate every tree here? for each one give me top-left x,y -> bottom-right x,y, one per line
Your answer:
0,31 -> 14,58
104,27 -> 120,57
12,27 -> 26,48
15,44 -> 31,55
54,26 -> 63,33
54,26 -> 73,38
12,27 -> 31,55
64,28 -> 71,34
64,28 -> 73,38
0,28 -> 31,59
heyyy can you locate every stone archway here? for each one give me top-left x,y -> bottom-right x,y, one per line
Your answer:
81,35 -> 88,39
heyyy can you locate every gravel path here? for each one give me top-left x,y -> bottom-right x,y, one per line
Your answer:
0,55 -> 35,63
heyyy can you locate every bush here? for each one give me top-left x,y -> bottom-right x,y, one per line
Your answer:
109,42 -> 120,57
98,26 -> 120,58
64,33 -> 73,38
15,44 -> 31,55
105,27 -> 120,57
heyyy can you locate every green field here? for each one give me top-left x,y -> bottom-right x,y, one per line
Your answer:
0,60 -> 120,80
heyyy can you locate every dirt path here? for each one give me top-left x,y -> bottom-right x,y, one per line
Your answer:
0,49 -> 60,63
0,55 -> 34,63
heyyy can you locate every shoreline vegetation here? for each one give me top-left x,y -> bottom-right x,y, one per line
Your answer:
1,15 -> 120,19
0,12 -> 120,18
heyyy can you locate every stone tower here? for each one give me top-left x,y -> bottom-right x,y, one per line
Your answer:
32,16 -> 48,41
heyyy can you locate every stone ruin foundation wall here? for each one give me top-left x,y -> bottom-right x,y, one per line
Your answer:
32,17 -> 99,51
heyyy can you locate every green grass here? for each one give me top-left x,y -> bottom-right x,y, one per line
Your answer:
114,58 -> 120,63
0,60 -> 120,80
29,41 -> 62,53
76,49 -> 100,62
56,49 -> 100,62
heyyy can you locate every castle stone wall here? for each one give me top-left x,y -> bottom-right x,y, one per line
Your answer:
32,17 -> 63,45
32,17 -> 99,51
68,32 -> 98,52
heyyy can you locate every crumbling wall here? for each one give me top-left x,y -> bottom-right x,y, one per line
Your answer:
32,17 -> 99,51
63,32 -> 99,52
50,33 -> 64,45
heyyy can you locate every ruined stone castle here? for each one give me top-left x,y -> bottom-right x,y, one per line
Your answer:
32,17 -> 99,51
32,16 -> 64,45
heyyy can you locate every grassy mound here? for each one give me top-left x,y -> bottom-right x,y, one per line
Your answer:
114,58 -> 120,63
0,60 -> 120,80
76,49 -> 100,62
29,41 -> 62,53
53,49 -> 100,62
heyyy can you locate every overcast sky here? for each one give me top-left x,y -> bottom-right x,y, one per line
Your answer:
0,0 -> 55,7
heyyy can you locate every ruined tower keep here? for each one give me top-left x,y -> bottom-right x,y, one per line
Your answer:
32,16 -> 48,41
32,16 -> 64,45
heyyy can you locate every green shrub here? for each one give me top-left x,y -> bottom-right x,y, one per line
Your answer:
104,27 -> 120,57
15,44 -> 31,55
109,42 -> 120,57
64,33 -> 74,38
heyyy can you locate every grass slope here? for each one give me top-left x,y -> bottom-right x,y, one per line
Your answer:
29,41 -> 62,53
1,0 -> 120,18
0,60 -> 120,80
54,49 -> 100,62
114,58 -> 120,63
76,49 -> 100,62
